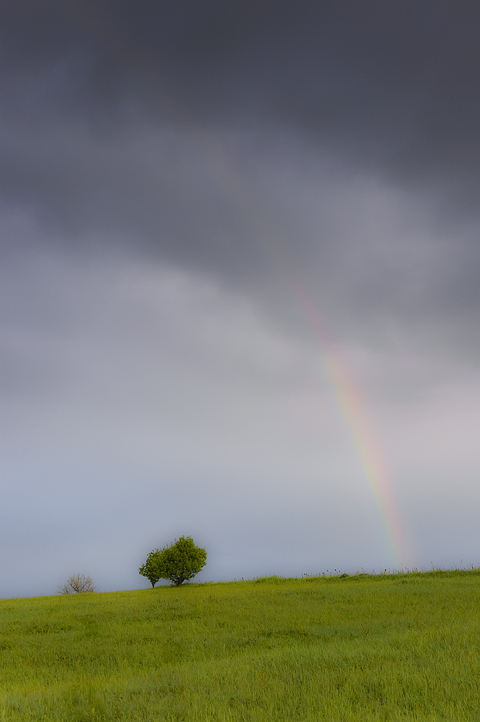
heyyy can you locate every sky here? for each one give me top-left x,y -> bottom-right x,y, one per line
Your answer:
2,0 -> 480,598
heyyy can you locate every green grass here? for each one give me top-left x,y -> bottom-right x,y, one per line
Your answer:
2,570 -> 480,720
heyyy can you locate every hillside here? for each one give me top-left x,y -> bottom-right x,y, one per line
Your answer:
2,571 -> 480,720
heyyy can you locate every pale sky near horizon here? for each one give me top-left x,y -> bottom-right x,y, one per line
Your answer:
2,1 -> 480,598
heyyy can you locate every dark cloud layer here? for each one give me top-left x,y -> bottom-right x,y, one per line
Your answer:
2,1 -> 480,203
1,1 -> 479,358
4,4 -> 480,132
1,1 -> 479,324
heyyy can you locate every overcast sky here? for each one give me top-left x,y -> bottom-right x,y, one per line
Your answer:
2,1 -> 480,598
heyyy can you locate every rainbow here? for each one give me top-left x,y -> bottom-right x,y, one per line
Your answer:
190,145 -> 412,566
286,279 -> 411,569
56,4 -> 412,568
185,143 -> 413,569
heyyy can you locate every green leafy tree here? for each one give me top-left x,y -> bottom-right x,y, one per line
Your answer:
139,536 -> 207,587
138,551 -> 163,588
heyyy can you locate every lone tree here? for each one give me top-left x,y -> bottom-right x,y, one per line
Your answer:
139,536 -> 207,587
57,574 -> 97,594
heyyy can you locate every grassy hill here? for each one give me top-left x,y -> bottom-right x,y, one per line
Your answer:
2,570 -> 480,721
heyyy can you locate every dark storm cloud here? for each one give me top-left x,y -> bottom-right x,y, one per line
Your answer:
1,1 -> 480,306
3,0 -> 480,178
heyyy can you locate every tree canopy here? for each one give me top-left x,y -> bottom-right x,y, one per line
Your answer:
139,536 -> 207,587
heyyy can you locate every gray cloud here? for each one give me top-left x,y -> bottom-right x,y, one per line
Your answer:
3,2 -> 480,166
1,1 -> 479,327
2,1 -> 480,218
2,2 -> 480,597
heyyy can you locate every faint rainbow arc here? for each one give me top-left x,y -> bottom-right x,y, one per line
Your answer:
198,142 -> 412,566
189,142 -> 412,568
55,2 -> 411,567
287,280 -> 410,568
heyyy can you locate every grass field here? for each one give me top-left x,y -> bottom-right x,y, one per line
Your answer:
1,570 -> 480,721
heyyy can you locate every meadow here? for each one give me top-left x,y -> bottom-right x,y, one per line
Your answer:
1,570 -> 480,721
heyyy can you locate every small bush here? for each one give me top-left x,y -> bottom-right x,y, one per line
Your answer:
57,574 -> 97,594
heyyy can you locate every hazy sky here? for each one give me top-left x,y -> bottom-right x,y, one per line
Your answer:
2,1 -> 480,598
